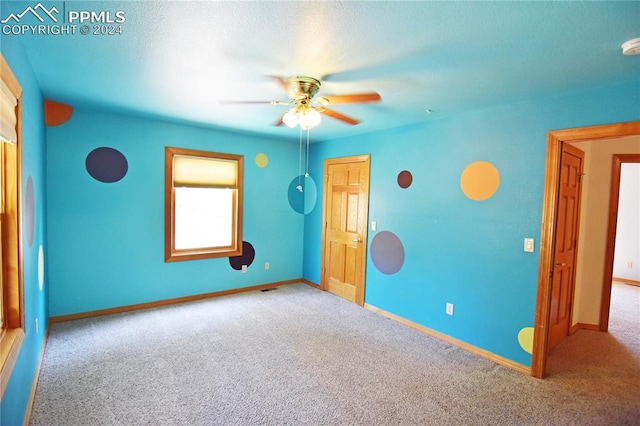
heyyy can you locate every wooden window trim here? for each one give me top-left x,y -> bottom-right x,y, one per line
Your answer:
0,53 -> 25,399
164,146 -> 243,262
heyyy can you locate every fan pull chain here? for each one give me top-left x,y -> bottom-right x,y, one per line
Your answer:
297,125 -> 303,192
305,128 -> 310,177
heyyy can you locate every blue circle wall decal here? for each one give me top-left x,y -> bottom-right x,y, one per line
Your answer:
25,175 -> 35,248
371,231 -> 405,274
86,147 -> 128,183
287,175 -> 317,215
229,241 -> 256,270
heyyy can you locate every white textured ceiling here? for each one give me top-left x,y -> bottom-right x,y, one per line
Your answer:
4,1 -> 640,141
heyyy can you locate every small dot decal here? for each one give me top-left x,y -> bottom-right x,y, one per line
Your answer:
255,153 -> 269,168
229,241 -> 256,270
460,161 -> 500,201
370,231 -> 405,275
25,176 -> 35,248
86,147 -> 128,183
518,327 -> 534,354
397,170 -> 413,189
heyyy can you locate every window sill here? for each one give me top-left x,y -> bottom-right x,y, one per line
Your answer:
165,246 -> 242,262
0,327 -> 25,399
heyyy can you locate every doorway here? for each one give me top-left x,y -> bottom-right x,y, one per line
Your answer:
320,155 -> 370,305
531,121 -> 640,379
599,155 -> 640,331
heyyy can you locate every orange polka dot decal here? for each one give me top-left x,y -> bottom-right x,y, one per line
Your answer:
44,100 -> 73,126
460,161 -> 500,201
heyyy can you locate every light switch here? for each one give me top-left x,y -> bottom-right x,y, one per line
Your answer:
524,238 -> 535,253
371,221 -> 377,231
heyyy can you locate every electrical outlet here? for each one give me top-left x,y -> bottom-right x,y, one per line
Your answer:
265,262 -> 270,270
242,265 -> 247,273
446,303 -> 454,316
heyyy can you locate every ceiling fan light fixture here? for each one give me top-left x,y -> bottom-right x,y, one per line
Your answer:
283,104 -> 322,130
299,107 -> 321,130
282,108 -> 299,128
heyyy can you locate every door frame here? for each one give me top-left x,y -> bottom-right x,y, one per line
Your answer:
531,120 -> 640,379
320,154 -> 371,306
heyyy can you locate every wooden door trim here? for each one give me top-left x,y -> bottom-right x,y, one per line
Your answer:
600,153 -> 640,331
532,121 -> 640,379
320,154 -> 371,306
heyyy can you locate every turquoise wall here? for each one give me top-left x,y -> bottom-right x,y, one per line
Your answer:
46,109 -> 304,317
302,79 -> 640,367
0,40 -> 48,425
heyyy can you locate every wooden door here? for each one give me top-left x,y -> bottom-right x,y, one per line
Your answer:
548,144 -> 584,350
321,155 -> 370,305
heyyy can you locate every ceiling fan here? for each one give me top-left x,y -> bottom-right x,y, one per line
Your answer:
224,76 -> 381,129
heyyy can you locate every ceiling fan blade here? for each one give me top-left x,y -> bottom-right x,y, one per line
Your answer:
316,107 -> 360,125
269,75 -> 289,91
319,92 -> 381,105
220,76 -> 291,105
219,100 -> 274,104
219,100 -> 290,106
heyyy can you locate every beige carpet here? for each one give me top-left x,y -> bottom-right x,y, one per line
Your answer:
545,281 -> 639,418
30,282 -> 639,425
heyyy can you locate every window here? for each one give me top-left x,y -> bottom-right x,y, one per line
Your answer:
1,53 -> 24,399
165,147 -> 243,262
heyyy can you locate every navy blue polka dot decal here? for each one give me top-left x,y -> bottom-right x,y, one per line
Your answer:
229,241 -> 256,270
86,147 -> 128,183
370,231 -> 405,275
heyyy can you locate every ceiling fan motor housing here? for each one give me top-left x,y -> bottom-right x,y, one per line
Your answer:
286,76 -> 321,100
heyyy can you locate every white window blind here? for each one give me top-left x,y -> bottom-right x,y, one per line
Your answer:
0,79 -> 17,144
173,155 -> 238,188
